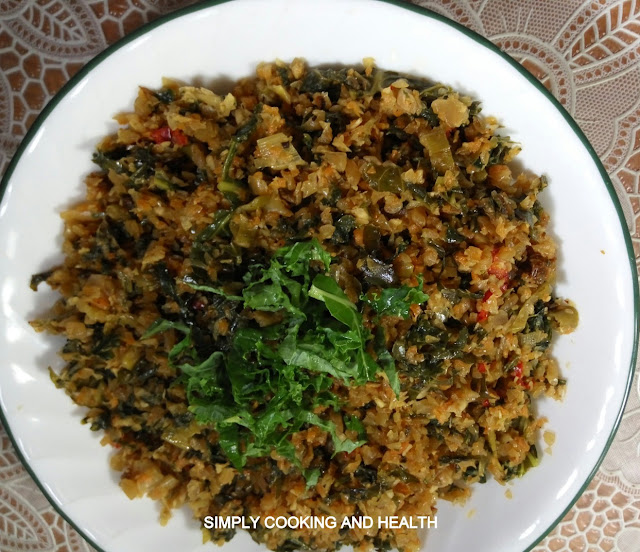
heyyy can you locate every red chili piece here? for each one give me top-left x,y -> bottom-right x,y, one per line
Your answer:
150,126 -> 171,143
488,264 -> 509,280
514,361 -> 523,379
483,399 -> 490,408
478,362 -> 487,374
171,128 -> 189,146
477,310 -> 489,322
482,290 -> 493,302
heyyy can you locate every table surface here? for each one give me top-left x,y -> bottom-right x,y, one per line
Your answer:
1,1 -> 639,551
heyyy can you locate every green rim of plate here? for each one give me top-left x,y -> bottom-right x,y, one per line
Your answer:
0,1 -> 637,551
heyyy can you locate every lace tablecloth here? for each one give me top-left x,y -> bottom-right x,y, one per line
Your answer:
1,1 -> 639,551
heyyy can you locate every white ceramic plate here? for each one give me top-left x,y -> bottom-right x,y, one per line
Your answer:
0,1 -> 637,551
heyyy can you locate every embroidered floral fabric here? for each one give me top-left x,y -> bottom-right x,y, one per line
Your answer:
0,1 -> 639,551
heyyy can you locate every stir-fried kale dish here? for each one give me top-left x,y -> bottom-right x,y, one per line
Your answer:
31,58 -> 578,552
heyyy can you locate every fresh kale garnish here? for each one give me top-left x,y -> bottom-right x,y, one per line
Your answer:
144,239 -> 396,473
376,348 -> 401,397
182,274 -> 243,301
309,274 -> 379,382
361,276 -> 429,320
